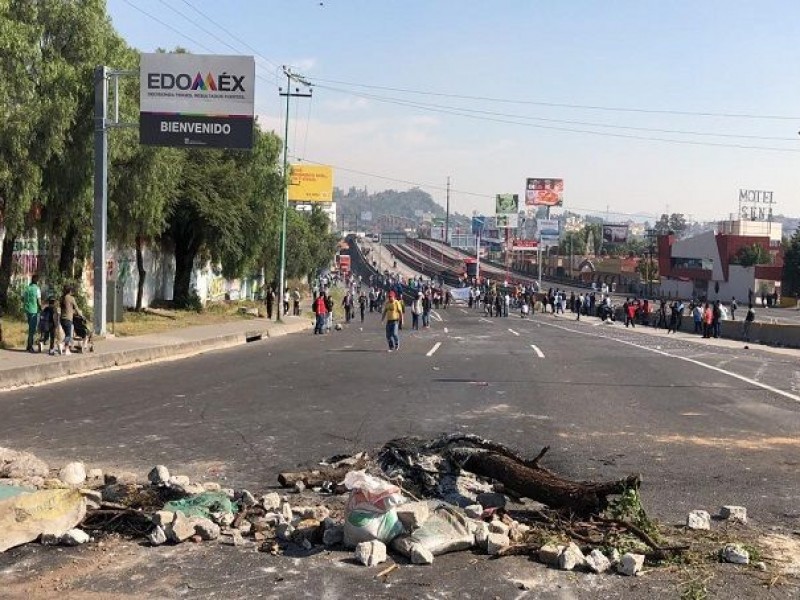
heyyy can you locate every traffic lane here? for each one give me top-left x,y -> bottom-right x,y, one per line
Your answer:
1,309 -> 798,529
434,311 -> 800,525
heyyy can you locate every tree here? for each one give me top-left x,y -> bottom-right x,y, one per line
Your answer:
558,230 -> 587,256
165,127 -> 283,307
781,227 -> 800,296
731,244 -> 771,267
652,213 -> 688,238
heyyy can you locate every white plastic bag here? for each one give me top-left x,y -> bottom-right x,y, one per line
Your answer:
343,471 -> 405,548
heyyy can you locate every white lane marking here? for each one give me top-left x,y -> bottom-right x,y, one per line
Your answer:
479,318 -> 493,324
444,327 -> 449,334
531,344 -> 545,358
508,329 -> 520,336
431,310 -> 443,322
460,308 -> 468,314
537,320 -> 800,404
426,342 -> 442,357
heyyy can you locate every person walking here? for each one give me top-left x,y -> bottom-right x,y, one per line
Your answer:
576,293 -> 584,321
703,303 -> 713,338
292,288 -> 301,316
59,285 -> 82,354
423,290 -> 433,327
712,300 -> 722,338
382,290 -> 403,351
730,297 -> 737,321
411,292 -> 422,331
692,303 -> 703,334
265,287 -> 276,320
312,292 -> 328,335
23,274 -> 42,353
742,304 -> 755,341
358,291 -> 367,323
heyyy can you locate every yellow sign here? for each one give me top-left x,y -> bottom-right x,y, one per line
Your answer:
288,165 -> 333,203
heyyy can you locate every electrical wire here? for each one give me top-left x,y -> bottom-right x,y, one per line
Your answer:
289,154 -> 661,219
309,76 -> 800,121
314,84 -> 797,142
314,84 -> 800,153
120,0 -> 216,53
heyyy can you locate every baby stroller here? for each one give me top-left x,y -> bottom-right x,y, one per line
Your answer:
71,314 -> 94,353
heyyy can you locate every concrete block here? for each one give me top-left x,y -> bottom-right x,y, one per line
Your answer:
687,509 -> 711,530
617,553 -> 645,576
720,505 -> 747,524
354,540 -> 387,566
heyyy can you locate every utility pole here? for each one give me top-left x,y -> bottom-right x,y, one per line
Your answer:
445,176 -> 451,245
277,67 -> 312,322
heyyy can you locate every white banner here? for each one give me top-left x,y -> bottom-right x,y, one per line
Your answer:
449,287 -> 471,302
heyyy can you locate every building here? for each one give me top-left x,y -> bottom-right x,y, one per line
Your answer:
658,219 -> 783,302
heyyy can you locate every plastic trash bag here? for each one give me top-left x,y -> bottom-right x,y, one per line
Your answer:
163,492 -> 237,520
343,470 -> 405,548
391,501 -> 475,559
0,488 -> 86,552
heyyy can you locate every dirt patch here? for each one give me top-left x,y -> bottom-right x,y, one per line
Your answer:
558,431 -> 800,451
760,533 -> 800,576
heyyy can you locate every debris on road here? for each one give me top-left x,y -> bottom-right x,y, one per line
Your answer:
0,438 -> 781,588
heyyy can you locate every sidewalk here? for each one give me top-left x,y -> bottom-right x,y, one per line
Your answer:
549,311 -> 800,358
0,315 -> 311,392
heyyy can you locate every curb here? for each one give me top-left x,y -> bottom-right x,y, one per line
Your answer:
0,319 -> 312,392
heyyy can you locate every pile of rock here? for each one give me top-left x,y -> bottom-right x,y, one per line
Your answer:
686,505 -> 751,565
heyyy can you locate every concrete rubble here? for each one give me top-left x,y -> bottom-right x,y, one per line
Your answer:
0,440 -> 759,586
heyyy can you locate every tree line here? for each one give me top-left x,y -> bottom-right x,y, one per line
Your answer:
0,0 -> 335,312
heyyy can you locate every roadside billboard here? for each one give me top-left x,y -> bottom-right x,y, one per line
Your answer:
288,165 -> 334,202
537,218 -> 560,242
602,224 -> 629,244
496,214 -> 519,229
139,53 -> 255,149
525,178 -> 564,207
511,239 -> 539,251
495,194 -> 519,215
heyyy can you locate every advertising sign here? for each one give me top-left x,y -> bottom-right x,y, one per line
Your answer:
495,194 -> 519,215
511,239 -> 539,251
288,165 -> 334,202
140,53 -> 255,149
525,178 -> 564,207
495,214 -> 519,229
537,218 -> 560,242
738,189 -> 775,221
602,224 -> 629,244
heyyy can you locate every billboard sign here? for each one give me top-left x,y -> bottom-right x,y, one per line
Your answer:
738,189 -> 775,221
537,218 -> 560,242
495,194 -> 519,215
602,224 -> 629,244
140,53 -> 255,149
496,214 -> 519,228
525,178 -> 564,207
288,165 -> 334,202
511,239 -> 539,251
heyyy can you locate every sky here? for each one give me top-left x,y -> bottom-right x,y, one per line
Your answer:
107,0 -> 800,222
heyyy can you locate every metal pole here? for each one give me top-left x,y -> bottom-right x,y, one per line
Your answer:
277,70 -> 291,322
537,235 -> 543,291
476,230 -> 481,283
92,66 -> 108,336
445,176 -> 450,245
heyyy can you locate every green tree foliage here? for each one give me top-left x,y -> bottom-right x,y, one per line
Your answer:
731,243 -> 771,267
652,213 -> 688,237
783,227 -> 800,297
558,230 -> 587,256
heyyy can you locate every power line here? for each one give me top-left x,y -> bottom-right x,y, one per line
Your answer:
314,84 -> 797,143
314,84 -> 800,153
309,76 -> 800,121
289,154 -> 661,219
121,0 -> 216,53
178,0 -> 282,73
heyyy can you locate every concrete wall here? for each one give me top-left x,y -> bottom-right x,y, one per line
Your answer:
710,264 -> 754,303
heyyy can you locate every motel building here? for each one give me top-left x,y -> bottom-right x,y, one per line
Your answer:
657,219 -> 784,303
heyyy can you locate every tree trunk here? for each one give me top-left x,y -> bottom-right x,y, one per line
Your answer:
0,235 -> 17,313
172,235 -> 198,308
450,447 -> 640,517
59,226 -> 77,278
135,234 -> 146,311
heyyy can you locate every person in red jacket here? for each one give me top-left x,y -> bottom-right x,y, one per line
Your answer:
313,293 -> 328,335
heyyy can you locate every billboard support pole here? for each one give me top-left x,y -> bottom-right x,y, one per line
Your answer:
277,67 -> 312,322
93,66 -> 109,336
537,234 -> 543,291
475,230 -> 481,284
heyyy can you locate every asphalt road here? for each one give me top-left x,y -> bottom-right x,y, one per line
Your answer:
2,304 -> 799,598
